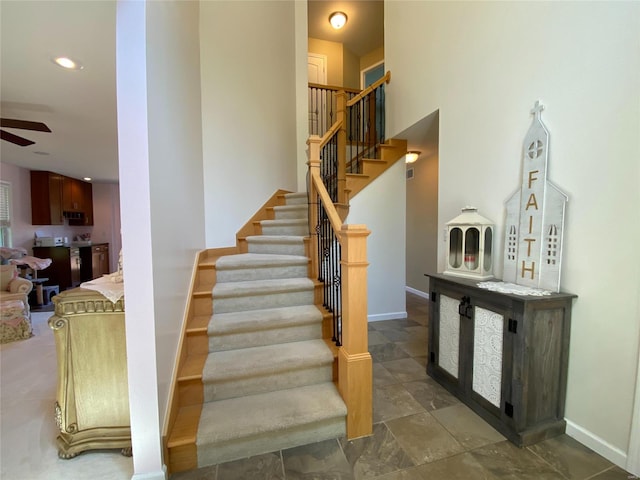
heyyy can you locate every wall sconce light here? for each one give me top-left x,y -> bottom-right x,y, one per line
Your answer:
405,151 -> 421,164
329,11 -> 347,30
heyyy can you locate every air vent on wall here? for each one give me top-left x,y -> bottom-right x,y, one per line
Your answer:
407,167 -> 414,180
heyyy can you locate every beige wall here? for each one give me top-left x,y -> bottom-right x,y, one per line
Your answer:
386,0 -> 640,468
342,46 -> 360,90
406,149 -> 438,294
360,46 -> 384,76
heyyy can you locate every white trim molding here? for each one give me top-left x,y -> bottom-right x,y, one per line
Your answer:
626,346 -> 640,476
406,286 -> 430,299
566,420 -> 628,470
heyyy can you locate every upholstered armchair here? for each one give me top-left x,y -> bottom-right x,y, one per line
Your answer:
0,264 -> 34,344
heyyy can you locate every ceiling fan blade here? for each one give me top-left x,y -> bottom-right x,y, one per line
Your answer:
0,118 -> 51,132
0,129 -> 35,147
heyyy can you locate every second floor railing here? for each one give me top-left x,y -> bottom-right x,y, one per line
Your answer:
308,83 -> 358,138
308,72 -> 390,177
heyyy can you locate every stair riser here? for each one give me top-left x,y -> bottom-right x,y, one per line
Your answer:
247,242 -> 306,256
274,208 -> 308,220
283,193 -> 308,206
197,417 -> 345,468
210,322 -> 322,352
213,290 -> 314,314
216,265 -> 308,283
204,364 -> 333,402
260,225 -> 308,236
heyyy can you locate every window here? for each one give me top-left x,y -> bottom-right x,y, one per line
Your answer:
0,181 -> 12,247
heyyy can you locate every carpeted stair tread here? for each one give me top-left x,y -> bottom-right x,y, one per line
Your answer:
260,218 -> 308,227
245,235 -> 306,244
209,305 -> 322,335
273,204 -> 308,219
197,382 -> 346,447
215,253 -> 308,270
213,277 -> 313,298
283,192 -> 308,205
203,339 -> 332,382
215,253 -> 309,282
208,305 -> 323,351
202,340 -> 334,400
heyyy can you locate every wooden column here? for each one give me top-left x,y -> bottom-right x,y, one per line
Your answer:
336,91 -> 347,206
338,223 -> 372,439
307,136 -> 321,281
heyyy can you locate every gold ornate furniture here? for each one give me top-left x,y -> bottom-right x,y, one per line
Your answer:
0,264 -> 34,344
49,287 -> 131,458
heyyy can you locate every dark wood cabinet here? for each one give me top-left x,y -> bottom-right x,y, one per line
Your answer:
79,244 -> 110,282
33,246 -> 81,291
426,273 -> 576,447
31,171 -> 93,226
30,171 -> 64,225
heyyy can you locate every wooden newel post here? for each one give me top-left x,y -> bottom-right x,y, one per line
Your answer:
307,136 -> 321,281
338,223 -> 372,439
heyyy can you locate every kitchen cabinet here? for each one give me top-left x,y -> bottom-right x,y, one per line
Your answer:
49,288 -> 131,458
79,244 -> 110,282
426,273 -> 576,447
62,176 -> 82,212
30,171 -> 64,225
30,171 -> 92,226
63,176 -> 93,226
33,247 -> 81,291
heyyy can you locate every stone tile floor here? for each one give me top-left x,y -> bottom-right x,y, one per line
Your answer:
171,292 -> 635,480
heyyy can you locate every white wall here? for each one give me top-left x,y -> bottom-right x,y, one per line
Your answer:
200,1 -> 298,248
386,0 -> 640,469
116,1 -> 205,478
347,159 -> 407,321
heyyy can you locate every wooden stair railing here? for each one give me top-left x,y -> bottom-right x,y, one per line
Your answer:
308,138 -> 373,440
309,71 -> 407,218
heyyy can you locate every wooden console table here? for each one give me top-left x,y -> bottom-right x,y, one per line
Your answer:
426,273 -> 576,447
49,288 -> 131,459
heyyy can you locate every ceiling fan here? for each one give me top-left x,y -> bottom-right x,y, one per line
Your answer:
0,118 -> 51,147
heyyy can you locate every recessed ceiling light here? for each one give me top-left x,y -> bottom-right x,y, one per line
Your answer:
83,177 -> 92,182
52,56 -> 83,70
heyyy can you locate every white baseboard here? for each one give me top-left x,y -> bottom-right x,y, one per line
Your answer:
406,286 -> 430,299
131,465 -> 167,480
368,311 -> 408,322
565,419 -> 628,470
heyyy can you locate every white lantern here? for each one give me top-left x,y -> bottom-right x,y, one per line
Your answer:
444,207 -> 494,280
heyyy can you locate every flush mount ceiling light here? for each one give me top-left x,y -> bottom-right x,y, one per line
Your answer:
329,11 -> 347,30
52,56 -> 83,70
405,151 -> 421,164
83,177 -> 92,182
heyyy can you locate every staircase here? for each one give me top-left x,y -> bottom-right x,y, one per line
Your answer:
166,192 -> 346,472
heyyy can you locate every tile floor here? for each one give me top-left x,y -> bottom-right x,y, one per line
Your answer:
1,294 -> 634,480
170,292 -> 635,480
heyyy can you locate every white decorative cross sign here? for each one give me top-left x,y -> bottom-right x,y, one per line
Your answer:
503,101 -> 568,292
